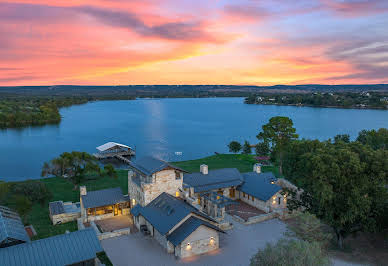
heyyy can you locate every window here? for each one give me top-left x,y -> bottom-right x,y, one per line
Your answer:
252,196 -> 255,202
243,192 -> 246,197
175,191 -> 180,197
175,171 -> 181,180
278,197 -> 281,205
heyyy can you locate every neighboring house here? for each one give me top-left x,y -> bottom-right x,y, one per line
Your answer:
128,156 -> 187,207
0,228 -> 102,266
0,206 -> 30,248
183,165 -> 244,203
131,192 -> 224,259
49,201 -> 81,225
80,187 -> 130,222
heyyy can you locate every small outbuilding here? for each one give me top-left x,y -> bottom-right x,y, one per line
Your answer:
0,206 -> 30,248
49,201 -> 81,225
0,228 -> 103,266
94,142 -> 135,159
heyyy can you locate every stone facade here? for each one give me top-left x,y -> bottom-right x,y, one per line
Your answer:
128,169 -> 183,207
175,225 -> 219,259
51,211 -> 81,225
238,190 -> 286,213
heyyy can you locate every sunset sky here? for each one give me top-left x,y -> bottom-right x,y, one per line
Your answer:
1,0 -> 388,86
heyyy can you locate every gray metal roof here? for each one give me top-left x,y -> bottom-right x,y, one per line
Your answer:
0,207 -> 29,244
131,192 -> 214,235
183,168 -> 244,193
167,216 -> 224,246
201,191 -> 238,208
0,228 -> 102,266
81,187 -> 128,209
129,156 -> 187,176
238,172 -> 282,201
49,201 -> 65,215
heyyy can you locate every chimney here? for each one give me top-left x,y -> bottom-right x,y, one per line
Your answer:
80,186 -> 87,196
253,163 -> 261,174
200,164 -> 208,175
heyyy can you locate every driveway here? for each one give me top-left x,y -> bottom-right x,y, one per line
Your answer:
101,217 -> 364,266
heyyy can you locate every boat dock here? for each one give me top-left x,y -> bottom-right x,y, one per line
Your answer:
93,142 -> 135,160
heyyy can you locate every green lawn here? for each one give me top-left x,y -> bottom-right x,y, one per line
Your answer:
173,154 -> 278,175
17,154 -> 277,239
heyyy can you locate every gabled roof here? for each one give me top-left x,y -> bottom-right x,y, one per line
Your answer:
81,187 -> 128,209
129,156 -> 187,176
167,216 -> 224,246
0,207 -> 29,244
96,142 -> 131,152
131,192 -> 214,235
183,168 -> 244,193
238,172 -> 282,201
0,228 -> 102,266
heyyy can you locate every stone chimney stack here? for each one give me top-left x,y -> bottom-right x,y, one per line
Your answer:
200,164 -> 208,175
128,170 -> 134,194
80,186 -> 87,196
253,163 -> 261,174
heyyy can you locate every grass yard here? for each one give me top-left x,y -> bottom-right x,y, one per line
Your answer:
173,154 -> 279,175
14,154 -> 277,240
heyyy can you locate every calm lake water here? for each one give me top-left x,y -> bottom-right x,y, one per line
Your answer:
1,97 -> 388,181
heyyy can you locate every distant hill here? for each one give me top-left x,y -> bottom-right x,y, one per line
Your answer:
1,84 -> 388,98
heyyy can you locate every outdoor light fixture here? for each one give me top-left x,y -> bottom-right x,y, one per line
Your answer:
210,237 -> 215,245
186,243 -> 191,250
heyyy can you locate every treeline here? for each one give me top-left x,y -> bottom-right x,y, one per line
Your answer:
245,92 -> 388,109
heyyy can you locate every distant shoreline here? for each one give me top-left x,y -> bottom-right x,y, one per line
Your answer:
245,102 -> 388,110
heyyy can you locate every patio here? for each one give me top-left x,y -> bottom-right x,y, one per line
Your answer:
94,215 -> 134,233
226,200 -> 266,221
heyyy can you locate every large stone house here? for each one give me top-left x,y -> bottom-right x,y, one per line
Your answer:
80,187 -> 130,222
131,192 -> 224,259
128,156 -> 187,207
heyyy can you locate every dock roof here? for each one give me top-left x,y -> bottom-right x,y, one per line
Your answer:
81,187 -> 128,209
238,172 -> 282,201
0,228 -> 102,266
96,142 -> 131,152
0,206 -> 30,245
129,156 -> 187,176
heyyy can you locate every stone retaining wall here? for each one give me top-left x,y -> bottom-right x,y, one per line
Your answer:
51,212 -> 81,225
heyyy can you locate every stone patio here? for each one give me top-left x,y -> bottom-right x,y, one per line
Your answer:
226,200 -> 266,221
94,215 -> 133,233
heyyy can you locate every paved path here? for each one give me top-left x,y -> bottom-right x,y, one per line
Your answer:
101,217 -> 365,266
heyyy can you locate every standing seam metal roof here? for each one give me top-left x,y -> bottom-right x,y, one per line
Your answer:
0,210 -> 29,244
129,156 -> 187,176
0,228 -> 102,266
49,201 -> 65,216
81,187 -> 128,209
167,216 -> 224,246
183,168 -> 244,193
130,192 -> 215,235
238,172 -> 282,201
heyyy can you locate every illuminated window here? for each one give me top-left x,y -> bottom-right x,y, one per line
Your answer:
252,196 -> 255,202
175,191 -> 180,197
210,237 -> 215,245
132,199 -> 136,206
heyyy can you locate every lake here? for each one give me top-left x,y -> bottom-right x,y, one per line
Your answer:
1,97 -> 388,181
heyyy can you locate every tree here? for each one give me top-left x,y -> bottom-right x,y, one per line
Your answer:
8,195 -> 32,219
228,141 -> 242,153
242,140 -> 252,154
333,134 -> 350,144
42,151 -> 101,189
285,212 -> 332,248
356,128 -> 388,150
250,238 -> 331,266
257,117 -> 298,174
255,142 -> 270,156
104,164 -> 118,179
286,142 -> 388,249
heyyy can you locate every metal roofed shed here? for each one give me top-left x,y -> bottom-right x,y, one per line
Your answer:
0,206 -> 30,248
129,156 -> 187,176
0,228 -> 103,266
